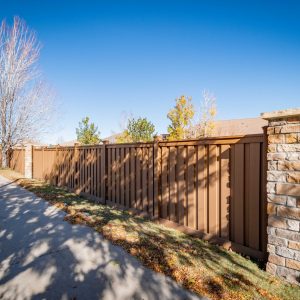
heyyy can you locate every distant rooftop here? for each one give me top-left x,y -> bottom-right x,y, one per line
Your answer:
213,117 -> 267,136
103,133 -> 122,144
57,139 -> 81,146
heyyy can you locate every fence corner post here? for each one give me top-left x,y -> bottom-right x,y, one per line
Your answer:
24,144 -> 33,179
261,108 -> 300,285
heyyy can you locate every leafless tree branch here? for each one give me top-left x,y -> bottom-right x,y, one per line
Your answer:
0,17 -> 55,166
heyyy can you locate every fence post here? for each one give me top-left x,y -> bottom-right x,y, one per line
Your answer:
153,136 -> 162,219
261,108 -> 300,285
55,146 -> 59,186
74,143 -> 79,193
41,146 -> 44,179
24,144 -> 33,179
102,140 -> 109,203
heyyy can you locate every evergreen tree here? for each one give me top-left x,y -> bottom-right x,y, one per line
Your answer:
76,117 -> 101,144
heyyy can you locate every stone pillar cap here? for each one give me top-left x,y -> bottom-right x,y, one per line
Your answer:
261,108 -> 300,120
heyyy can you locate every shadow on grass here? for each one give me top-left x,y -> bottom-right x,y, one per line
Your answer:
60,199 -> 297,300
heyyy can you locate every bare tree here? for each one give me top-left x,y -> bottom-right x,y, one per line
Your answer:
0,17 -> 55,167
196,90 -> 217,137
118,110 -> 133,132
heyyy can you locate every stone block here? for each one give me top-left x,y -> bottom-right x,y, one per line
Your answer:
277,144 -> 300,152
268,134 -> 285,144
269,254 -> 285,266
278,160 -> 300,171
267,194 -> 286,205
267,203 -> 277,215
267,244 -> 276,254
276,246 -> 296,259
287,172 -> 300,184
289,241 -> 300,251
267,171 -> 286,182
268,144 -> 277,153
287,219 -> 300,232
286,196 -> 297,207
285,133 -> 298,144
275,228 -> 300,242
266,262 -> 277,275
267,153 -> 286,161
268,234 -> 288,247
268,161 -> 278,170
276,266 -> 300,284
277,205 -> 300,220
267,226 -> 276,235
268,216 -> 287,229
286,152 -> 300,161
267,127 -> 275,135
276,183 -> 300,197
286,259 -> 300,271
267,182 -> 276,193
280,124 -> 300,133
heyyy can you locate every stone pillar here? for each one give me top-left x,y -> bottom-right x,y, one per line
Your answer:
24,144 -> 33,179
261,109 -> 300,285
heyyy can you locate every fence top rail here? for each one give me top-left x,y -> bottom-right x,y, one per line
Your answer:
158,134 -> 264,146
104,134 -> 264,147
33,144 -> 106,150
31,134 -> 264,151
106,143 -> 154,148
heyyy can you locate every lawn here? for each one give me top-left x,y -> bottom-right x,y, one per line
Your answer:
0,169 -> 299,300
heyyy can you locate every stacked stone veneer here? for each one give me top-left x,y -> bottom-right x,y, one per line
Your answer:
24,144 -> 33,179
262,109 -> 300,285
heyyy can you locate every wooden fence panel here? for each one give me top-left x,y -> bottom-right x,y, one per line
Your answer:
130,147 -> 136,209
9,148 -> 25,175
28,134 -> 267,260
142,148 -> 147,212
197,145 -> 207,233
187,146 -> 196,229
125,148 -> 130,208
157,135 -> 266,259
220,144 -> 230,239
161,146 -> 168,219
169,147 -> 176,222
177,146 -> 186,226
148,147 -> 154,216
135,147 -> 142,211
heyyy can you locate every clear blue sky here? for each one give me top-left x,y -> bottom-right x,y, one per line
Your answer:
1,1 -> 300,143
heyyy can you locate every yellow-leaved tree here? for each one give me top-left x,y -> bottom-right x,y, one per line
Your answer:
167,95 -> 195,140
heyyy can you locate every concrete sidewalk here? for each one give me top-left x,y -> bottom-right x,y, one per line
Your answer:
0,175 -> 205,300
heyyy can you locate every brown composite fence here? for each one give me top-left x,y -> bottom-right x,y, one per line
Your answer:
28,133 -> 267,260
9,148 -> 25,175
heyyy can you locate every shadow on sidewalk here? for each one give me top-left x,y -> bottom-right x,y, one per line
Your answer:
0,178 -> 203,300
